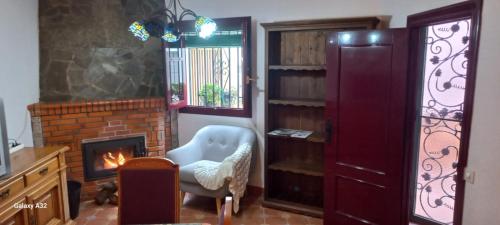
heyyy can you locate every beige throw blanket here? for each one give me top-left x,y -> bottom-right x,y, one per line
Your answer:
193,143 -> 252,213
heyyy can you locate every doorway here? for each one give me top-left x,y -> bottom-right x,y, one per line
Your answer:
322,1 -> 482,225
407,1 -> 482,225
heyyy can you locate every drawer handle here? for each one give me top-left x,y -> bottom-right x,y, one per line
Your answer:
38,167 -> 49,176
0,189 -> 10,200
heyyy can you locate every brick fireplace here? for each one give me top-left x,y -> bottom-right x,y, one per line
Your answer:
28,98 -> 172,200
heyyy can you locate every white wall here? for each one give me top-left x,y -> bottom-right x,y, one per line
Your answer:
379,0 -> 463,27
177,0 -> 500,223
0,0 -> 39,148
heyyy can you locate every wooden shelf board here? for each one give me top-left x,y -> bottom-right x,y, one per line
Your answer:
269,65 -> 326,71
269,99 -> 325,107
262,198 -> 323,218
307,132 -> 326,143
269,160 -> 324,177
267,132 -> 326,143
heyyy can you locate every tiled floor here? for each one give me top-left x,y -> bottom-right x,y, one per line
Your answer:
74,193 -> 323,225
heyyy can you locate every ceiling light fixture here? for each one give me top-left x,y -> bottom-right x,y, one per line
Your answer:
128,0 -> 217,43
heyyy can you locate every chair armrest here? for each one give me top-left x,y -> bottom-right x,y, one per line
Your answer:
165,142 -> 202,167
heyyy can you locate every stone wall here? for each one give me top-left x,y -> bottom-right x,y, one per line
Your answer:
39,0 -> 165,102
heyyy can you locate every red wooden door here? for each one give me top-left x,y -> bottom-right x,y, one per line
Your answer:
324,29 -> 409,225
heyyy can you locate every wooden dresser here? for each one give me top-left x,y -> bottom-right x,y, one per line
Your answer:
0,146 -> 73,225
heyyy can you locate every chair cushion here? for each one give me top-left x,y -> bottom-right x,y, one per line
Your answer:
180,160 -> 218,184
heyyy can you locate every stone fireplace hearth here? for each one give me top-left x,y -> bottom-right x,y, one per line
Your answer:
28,98 -> 172,200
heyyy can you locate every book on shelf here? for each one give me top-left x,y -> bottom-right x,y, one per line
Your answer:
268,128 -> 313,139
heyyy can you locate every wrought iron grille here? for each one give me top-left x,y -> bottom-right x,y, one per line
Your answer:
185,47 -> 243,109
166,48 -> 186,106
165,24 -> 247,112
413,18 -> 471,225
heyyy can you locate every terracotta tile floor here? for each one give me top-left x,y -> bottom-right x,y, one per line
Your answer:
74,193 -> 323,225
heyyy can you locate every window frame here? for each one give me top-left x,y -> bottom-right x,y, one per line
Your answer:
164,47 -> 189,110
163,17 -> 252,117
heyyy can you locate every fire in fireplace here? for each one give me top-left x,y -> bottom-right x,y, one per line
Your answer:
99,148 -> 130,170
82,136 -> 146,181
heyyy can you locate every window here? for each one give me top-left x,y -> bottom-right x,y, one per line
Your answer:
412,19 -> 471,225
164,17 -> 252,117
185,43 -> 243,109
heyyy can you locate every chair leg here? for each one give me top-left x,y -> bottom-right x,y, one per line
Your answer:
180,191 -> 186,205
216,198 -> 222,215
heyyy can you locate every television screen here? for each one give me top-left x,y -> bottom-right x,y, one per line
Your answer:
0,98 -> 11,177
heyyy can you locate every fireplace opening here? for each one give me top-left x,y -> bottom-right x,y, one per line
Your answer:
82,136 -> 146,181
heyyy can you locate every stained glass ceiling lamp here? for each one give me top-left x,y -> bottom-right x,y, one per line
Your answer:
129,21 -> 150,41
195,16 -> 217,39
162,23 -> 180,43
128,0 -> 216,43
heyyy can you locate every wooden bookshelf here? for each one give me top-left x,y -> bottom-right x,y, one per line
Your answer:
262,17 -> 380,218
264,198 -> 323,217
269,160 -> 324,177
269,65 -> 326,71
268,99 -> 325,107
268,132 -> 325,143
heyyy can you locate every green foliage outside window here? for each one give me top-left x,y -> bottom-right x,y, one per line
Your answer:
198,83 -> 238,107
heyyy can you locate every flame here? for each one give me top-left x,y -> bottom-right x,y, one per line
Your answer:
102,152 -> 127,169
118,152 -> 126,166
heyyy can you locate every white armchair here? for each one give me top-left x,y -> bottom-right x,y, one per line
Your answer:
166,125 -> 257,214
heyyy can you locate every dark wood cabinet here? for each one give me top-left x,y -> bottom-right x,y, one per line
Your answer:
324,29 -> 409,225
262,18 -> 380,217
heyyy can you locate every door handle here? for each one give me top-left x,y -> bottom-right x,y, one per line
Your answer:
325,119 -> 333,144
38,167 -> 49,176
245,75 -> 257,85
0,189 -> 9,200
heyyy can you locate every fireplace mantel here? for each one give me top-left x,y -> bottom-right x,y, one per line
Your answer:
28,98 -> 165,117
